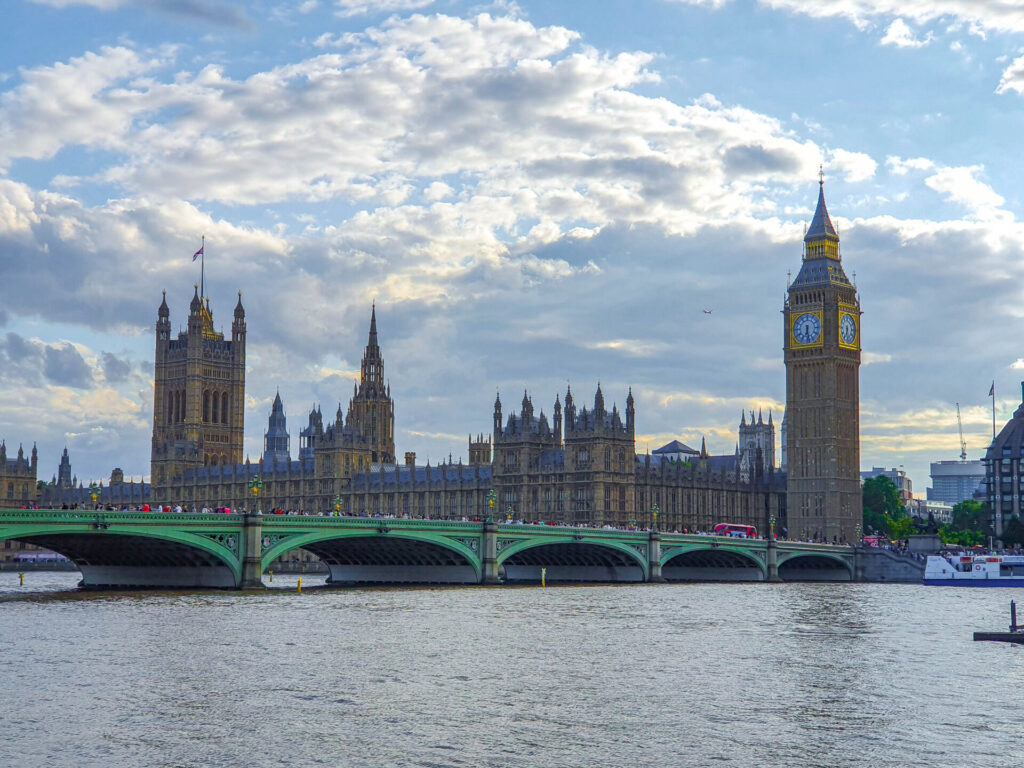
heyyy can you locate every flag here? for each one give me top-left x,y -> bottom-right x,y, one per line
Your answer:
192,244 -> 204,262
989,381 -> 995,398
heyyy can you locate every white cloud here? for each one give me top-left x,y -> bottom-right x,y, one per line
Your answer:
886,155 -> 935,175
924,165 -> 1009,221
334,0 -> 434,18
757,0 -> 1024,36
879,18 -> 932,48
829,148 -> 877,182
996,54 -> 1024,95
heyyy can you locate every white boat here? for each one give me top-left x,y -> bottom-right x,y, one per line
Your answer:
924,554 -> 1024,587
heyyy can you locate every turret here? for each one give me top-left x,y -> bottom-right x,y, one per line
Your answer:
626,387 -> 635,435
493,391 -> 502,437
594,382 -> 605,418
30,443 -> 37,473
564,385 -> 575,433
554,394 -> 562,443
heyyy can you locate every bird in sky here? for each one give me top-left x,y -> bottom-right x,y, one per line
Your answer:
702,308 -> 713,314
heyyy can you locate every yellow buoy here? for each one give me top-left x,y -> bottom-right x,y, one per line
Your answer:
19,572 -> 24,586
268,570 -> 273,583
297,577 -> 302,593
541,567 -> 546,587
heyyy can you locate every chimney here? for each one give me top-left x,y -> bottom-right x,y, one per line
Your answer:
405,451 -> 416,467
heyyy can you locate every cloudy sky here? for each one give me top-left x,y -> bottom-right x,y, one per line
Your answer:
3,0 -> 1024,494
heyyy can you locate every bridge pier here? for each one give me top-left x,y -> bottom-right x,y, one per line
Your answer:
240,513 -> 265,589
766,536 -> 782,582
647,530 -> 664,582
480,520 -> 501,585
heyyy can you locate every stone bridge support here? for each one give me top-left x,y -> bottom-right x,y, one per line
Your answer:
648,530 -> 664,582
240,513 -> 264,589
481,520 -> 500,585
766,536 -> 781,582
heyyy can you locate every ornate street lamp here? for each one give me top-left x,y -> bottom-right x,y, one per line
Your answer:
651,503 -> 660,531
333,494 -> 342,515
769,515 -> 776,539
89,483 -> 100,506
248,474 -> 263,512
485,489 -> 496,522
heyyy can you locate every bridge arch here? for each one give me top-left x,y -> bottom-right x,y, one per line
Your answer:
0,525 -> 242,588
777,552 -> 853,582
496,537 -> 648,583
261,530 -> 481,584
660,545 -> 766,582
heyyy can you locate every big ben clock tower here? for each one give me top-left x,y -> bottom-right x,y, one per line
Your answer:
784,175 -> 861,543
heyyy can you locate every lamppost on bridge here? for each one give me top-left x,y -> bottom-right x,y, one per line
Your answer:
248,474 -> 263,514
769,515 -> 776,540
486,489 -> 496,522
650,503 -> 659,531
855,523 -> 862,546
88,483 -> 100,507
506,506 -> 514,522
333,495 -> 342,516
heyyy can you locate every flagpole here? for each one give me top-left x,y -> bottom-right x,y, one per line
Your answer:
200,234 -> 205,300
992,380 -> 996,440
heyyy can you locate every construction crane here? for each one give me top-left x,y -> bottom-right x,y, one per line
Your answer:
956,402 -> 967,461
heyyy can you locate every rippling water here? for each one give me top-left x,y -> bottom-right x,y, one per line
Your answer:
2,572 -> 1023,767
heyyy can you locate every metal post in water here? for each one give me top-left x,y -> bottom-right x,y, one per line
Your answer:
269,570 -> 273,583
297,577 -> 302,593
1012,600 -> 1018,633
541,567 -> 546,587
19,572 -> 24,586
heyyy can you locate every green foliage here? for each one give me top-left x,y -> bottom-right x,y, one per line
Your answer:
862,475 -> 907,537
1001,518 -> 1024,548
889,516 -> 916,541
938,499 -> 991,546
950,500 -> 987,532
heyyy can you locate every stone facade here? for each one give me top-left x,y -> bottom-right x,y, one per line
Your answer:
151,287 -> 246,489
141,284 -> 785,533
784,179 -> 861,543
0,441 -> 37,507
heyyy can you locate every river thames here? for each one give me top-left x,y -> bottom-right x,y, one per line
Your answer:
1,573 -> 1022,767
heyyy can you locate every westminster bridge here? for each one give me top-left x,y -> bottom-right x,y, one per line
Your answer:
0,508 -> 878,588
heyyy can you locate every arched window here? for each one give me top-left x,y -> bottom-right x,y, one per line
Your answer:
212,391 -> 219,424
6,483 -> 13,499
203,391 -> 210,423
166,391 -> 173,425
221,393 -> 229,425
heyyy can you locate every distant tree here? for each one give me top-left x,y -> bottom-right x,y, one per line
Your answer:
939,526 -> 985,547
950,500 -> 988,533
889,516 -> 916,542
1001,518 -> 1024,548
862,476 -> 906,536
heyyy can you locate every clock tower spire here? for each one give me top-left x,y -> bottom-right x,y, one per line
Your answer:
784,175 -> 861,544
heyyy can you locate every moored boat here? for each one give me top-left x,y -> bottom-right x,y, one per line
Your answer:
924,554 -> 1024,586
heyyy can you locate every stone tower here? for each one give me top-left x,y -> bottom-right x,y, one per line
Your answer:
345,305 -> 396,464
562,384 -> 636,526
263,391 -> 291,464
57,447 -> 72,488
151,287 -> 246,489
468,434 -> 492,465
738,410 -> 775,480
784,177 -> 861,543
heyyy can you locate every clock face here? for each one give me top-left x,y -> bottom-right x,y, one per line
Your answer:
793,312 -> 821,345
840,313 -> 857,345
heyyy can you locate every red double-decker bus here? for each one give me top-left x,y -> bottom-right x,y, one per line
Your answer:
713,523 -> 758,539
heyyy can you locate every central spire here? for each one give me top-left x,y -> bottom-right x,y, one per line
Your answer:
368,302 -> 378,349
805,170 -> 839,245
